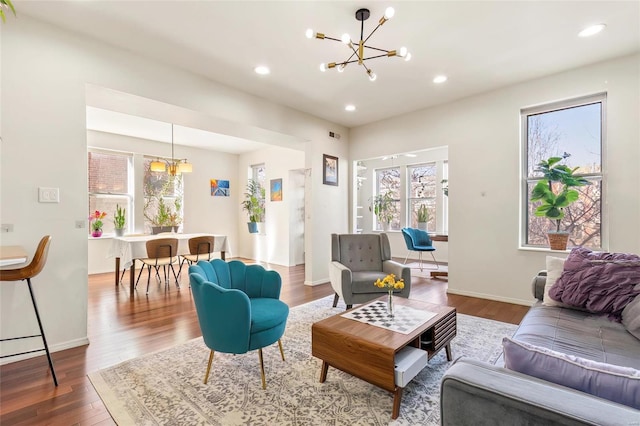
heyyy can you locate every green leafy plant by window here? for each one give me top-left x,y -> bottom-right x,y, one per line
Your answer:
417,205 -> 429,223
530,153 -> 590,233
0,0 -> 16,23
370,191 -> 396,224
113,204 -> 126,229
242,179 -> 265,223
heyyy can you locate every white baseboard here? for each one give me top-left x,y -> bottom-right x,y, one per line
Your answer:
446,288 -> 534,307
0,336 -> 89,365
304,278 -> 329,286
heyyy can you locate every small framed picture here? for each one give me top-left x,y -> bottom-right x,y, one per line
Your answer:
210,179 -> 230,196
323,154 -> 338,186
270,178 -> 283,201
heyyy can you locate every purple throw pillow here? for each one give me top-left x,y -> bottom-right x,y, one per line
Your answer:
503,337 -> 640,409
548,247 -> 640,320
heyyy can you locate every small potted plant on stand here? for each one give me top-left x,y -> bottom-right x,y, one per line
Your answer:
417,205 -> 429,231
113,204 -> 126,237
530,153 -> 589,250
89,210 -> 107,238
242,179 -> 265,234
370,191 -> 395,231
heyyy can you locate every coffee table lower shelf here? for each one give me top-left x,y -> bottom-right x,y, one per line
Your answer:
312,299 -> 456,419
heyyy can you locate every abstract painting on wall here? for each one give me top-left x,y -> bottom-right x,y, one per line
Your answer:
211,179 -> 230,196
270,178 -> 283,201
323,154 -> 338,186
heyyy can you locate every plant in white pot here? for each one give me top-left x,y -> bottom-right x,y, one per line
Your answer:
113,204 -> 126,237
370,191 -> 396,231
530,153 -> 589,250
242,179 -> 265,234
416,205 -> 429,231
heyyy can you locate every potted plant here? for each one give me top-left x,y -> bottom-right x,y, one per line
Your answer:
89,210 -> 107,238
113,204 -> 126,237
242,179 -> 265,234
150,197 -> 173,234
417,205 -> 429,231
169,199 -> 182,232
370,191 -> 396,231
530,153 -> 589,250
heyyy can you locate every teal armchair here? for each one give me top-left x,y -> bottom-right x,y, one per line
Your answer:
188,260 -> 289,389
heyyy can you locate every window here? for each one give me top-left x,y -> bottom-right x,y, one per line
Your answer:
408,163 -> 437,232
143,157 -> 183,233
88,150 -> 133,234
374,167 -> 401,230
522,94 -> 604,249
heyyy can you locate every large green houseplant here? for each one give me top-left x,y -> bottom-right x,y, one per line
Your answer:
370,191 -> 396,231
242,179 -> 265,233
530,153 -> 589,250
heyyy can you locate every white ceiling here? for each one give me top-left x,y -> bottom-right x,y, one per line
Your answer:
17,1 -> 640,131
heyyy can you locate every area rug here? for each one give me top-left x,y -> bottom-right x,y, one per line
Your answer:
89,296 -> 517,425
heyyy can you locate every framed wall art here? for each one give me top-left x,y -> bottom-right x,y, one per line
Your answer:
323,154 -> 338,186
270,178 -> 283,201
210,179 -> 230,196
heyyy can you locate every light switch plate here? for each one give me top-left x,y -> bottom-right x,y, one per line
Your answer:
38,187 -> 60,203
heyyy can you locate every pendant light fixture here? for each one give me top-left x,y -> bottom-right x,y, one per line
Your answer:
306,6 -> 410,81
150,124 -> 193,176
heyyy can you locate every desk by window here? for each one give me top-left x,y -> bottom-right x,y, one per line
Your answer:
429,234 -> 448,278
108,233 -> 229,294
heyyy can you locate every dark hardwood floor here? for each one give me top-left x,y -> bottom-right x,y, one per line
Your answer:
0,260 -> 529,425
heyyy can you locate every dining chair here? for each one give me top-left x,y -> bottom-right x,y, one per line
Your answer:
135,237 -> 180,294
401,228 -> 439,271
0,235 -> 58,386
178,236 -> 216,278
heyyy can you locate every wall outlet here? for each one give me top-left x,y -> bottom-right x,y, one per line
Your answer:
38,187 -> 60,203
1,224 -> 14,232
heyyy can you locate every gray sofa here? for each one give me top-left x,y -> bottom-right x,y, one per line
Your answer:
440,271 -> 640,425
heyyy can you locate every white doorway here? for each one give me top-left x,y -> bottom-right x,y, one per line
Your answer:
289,169 -> 305,265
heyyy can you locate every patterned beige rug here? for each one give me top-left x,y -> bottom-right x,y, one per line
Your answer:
89,296 -> 517,425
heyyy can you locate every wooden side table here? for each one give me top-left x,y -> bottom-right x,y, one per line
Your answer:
429,234 -> 448,278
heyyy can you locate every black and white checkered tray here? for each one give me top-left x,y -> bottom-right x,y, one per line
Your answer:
341,300 -> 437,334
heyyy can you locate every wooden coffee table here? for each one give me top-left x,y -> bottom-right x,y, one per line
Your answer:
312,298 -> 456,419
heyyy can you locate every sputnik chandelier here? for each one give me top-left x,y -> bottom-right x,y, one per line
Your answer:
150,124 -> 193,176
306,7 -> 410,82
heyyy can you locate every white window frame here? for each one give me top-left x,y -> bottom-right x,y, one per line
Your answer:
520,93 -> 606,250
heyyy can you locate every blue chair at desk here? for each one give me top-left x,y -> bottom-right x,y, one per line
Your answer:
401,228 -> 439,271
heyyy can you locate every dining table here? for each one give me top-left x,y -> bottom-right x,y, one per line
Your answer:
0,245 -> 29,268
108,233 -> 229,294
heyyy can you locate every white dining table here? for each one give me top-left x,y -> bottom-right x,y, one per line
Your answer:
108,233 -> 229,293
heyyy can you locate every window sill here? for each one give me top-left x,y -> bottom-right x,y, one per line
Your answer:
518,246 -> 570,254
88,234 -> 114,240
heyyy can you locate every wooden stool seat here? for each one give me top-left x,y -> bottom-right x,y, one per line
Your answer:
0,235 -> 58,386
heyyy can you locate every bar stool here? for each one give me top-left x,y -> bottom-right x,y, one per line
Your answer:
0,235 -> 58,386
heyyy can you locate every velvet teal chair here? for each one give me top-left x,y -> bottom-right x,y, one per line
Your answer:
188,259 -> 289,389
401,228 -> 439,271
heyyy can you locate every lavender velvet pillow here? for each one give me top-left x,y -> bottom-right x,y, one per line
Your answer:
548,247 -> 640,319
503,337 -> 640,409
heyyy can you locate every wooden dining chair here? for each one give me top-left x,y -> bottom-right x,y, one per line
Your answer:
135,238 -> 180,294
178,236 -> 216,278
0,235 -> 58,386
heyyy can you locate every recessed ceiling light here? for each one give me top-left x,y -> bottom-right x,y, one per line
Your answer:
345,105 -> 356,112
578,24 -> 606,37
254,66 -> 270,75
433,75 -> 448,84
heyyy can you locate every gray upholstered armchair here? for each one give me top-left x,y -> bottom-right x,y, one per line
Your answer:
329,233 -> 411,309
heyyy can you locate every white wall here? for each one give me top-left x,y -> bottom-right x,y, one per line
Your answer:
350,54 -> 640,305
86,130 -> 240,274
237,146 -> 305,266
0,16 -> 348,360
